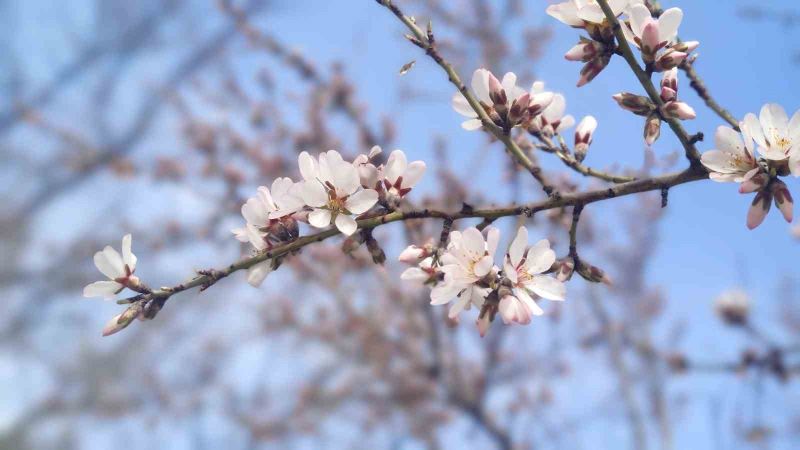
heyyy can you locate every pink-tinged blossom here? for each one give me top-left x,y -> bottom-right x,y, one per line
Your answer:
352,145 -> 383,189
621,5 -> 684,56
382,149 -> 426,202
429,227 -> 500,320
742,104 -> 800,173
232,177 -> 304,245
547,0 -> 638,27
299,150 -> 379,236
700,125 -> 760,183
498,227 -> 565,326
574,115 -> 598,162
398,243 -> 434,265
659,68 -> 695,120
83,234 -> 139,299
531,94 -> 575,136
452,69 -> 552,130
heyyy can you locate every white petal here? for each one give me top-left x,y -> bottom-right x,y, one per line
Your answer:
545,2 -> 583,27
242,197 -> 269,225
401,161 -> 426,189
743,113 -> 766,149
515,288 -> 544,316
789,110 -> 800,147
462,119 -> 483,131
384,150 -> 408,185
524,239 -> 555,274
715,125 -> 745,154
761,103 -> 789,138
121,234 -> 136,271
485,226 -> 500,257
430,282 -> 463,305
345,189 -> 378,214
556,115 -> 576,133
335,214 -> 358,236
577,4 -> 606,24
400,267 -> 428,282
308,208 -> 332,228
461,228 -> 486,259
452,92 -> 477,118
508,226 -> 527,267
83,281 -> 123,298
332,160 -> 361,195
629,4 -> 652,36
474,255 -> 494,277
657,7 -> 683,43
298,151 -> 318,181
301,181 -> 329,207
529,275 -> 566,301
246,260 -> 273,287
471,69 -> 491,103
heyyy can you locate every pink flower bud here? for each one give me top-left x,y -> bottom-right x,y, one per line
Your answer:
398,244 -> 428,264
565,39 -> 602,62
477,313 -> 491,338
739,173 -> 768,194
644,113 -> 662,145
771,180 -> 794,223
641,20 -> 661,56
664,101 -> 696,120
655,51 -> 687,71
577,55 -> 610,87
673,40 -> 699,53
747,191 -> 772,230
488,73 -> 506,107
574,116 -> 597,162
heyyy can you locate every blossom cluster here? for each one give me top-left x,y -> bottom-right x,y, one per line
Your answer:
400,226 -> 566,337
701,104 -> 799,229
548,0 -> 698,86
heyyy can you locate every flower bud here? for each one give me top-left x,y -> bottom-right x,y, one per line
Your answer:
577,55 -> 610,87
739,173 -> 769,194
663,101 -> 696,120
714,289 -> 750,326
612,93 -> 654,116
488,73 -> 507,110
398,244 -> 431,264
660,68 -> 679,102
655,51 -> 687,71
640,20 -> 661,60
573,116 -> 597,162
101,305 -> 142,337
555,258 -> 575,282
644,113 -> 662,145
770,179 -> 794,223
672,40 -> 699,54
527,92 -> 554,117
576,261 -> 612,285
564,38 -> 604,62
508,93 -> 531,126
747,190 -> 772,230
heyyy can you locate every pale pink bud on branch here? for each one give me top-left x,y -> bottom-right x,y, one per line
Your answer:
574,116 -> 598,162
770,179 -> 794,223
747,190 -> 772,230
644,113 -> 662,145
612,93 -> 654,116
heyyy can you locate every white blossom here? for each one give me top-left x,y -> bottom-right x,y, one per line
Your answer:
701,125 -> 760,183
299,150 -> 379,236
232,177 -> 304,244
532,94 -> 575,136
83,234 -> 139,299
382,149 -> 426,201
743,104 -> 800,172
621,5 -> 683,52
547,0 -> 639,27
430,227 -> 500,320
400,257 -> 438,286
353,145 -> 383,189
498,227 -> 565,325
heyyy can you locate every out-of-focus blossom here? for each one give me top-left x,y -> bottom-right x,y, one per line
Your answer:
714,289 -> 750,325
83,234 -> 139,299
299,150 -> 379,236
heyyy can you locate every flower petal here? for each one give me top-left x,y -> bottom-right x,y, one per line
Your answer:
83,280 -> 123,298
384,150 -> 408,185
246,260 -> 273,287
308,208 -> 332,228
401,161 -> 426,189
524,239 -> 555,274
335,214 -> 358,236
121,234 -> 136,271
345,189 -> 378,214
508,226 -> 528,268
301,181 -> 329,207
528,275 -> 566,301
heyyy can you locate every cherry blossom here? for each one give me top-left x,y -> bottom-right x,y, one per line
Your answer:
742,104 -> 800,172
382,149 -> 426,203
547,0 -> 639,27
353,145 -> 383,189
530,94 -> 575,136
430,227 -> 500,320
498,227 -> 565,325
621,5 -> 694,69
232,177 -> 304,247
299,150 -> 379,236
452,69 -> 552,131
701,125 -> 760,184
83,234 -> 139,299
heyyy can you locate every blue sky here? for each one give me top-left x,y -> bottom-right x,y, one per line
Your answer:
3,0 -> 800,448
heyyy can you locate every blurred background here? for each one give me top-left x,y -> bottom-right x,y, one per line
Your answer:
1,0 -> 799,448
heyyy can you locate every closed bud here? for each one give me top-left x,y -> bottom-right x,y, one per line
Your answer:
640,20 -> 661,60
770,179 -> 794,223
565,38 -> 604,62
508,93 -> 531,125
660,68 -> 679,102
655,51 -> 687,71
574,116 -> 598,162
101,305 -> 142,337
739,172 -> 769,194
576,260 -> 612,285
398,244 -> 432,264
644,113 -> 662,145
672,40 -> 699,54
577,55 -> 610,87
663,101 -> 696,120
556,258 -> 575,282
747,190 -> 772,230
488,73 -> 507,110
612,93 -> 654,116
